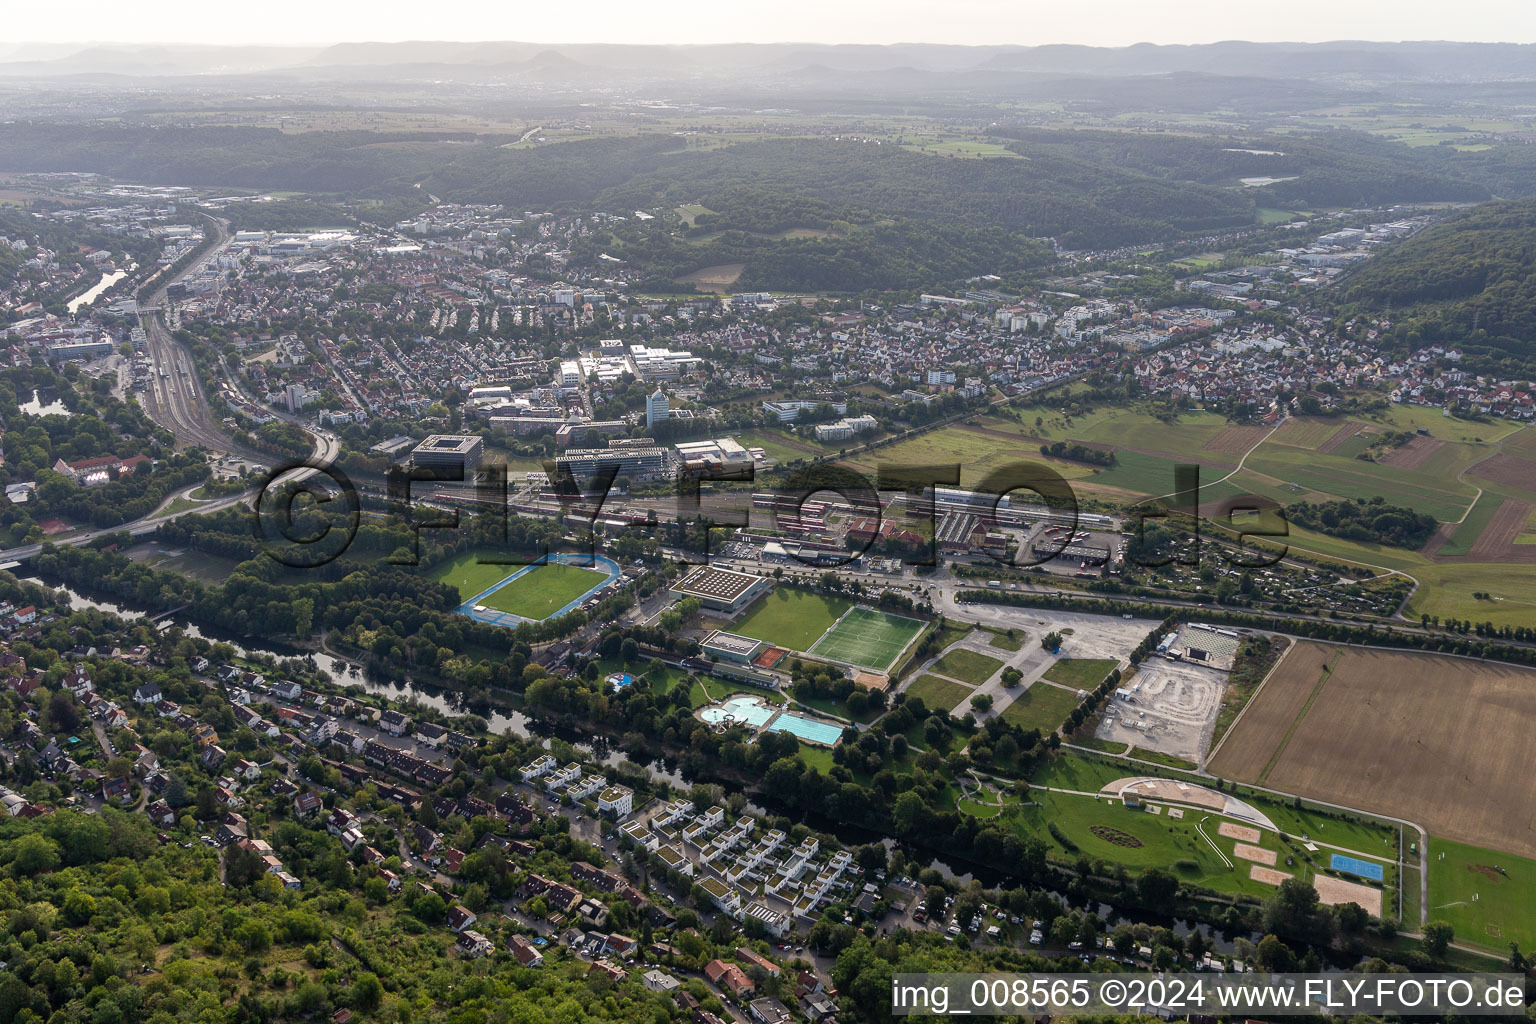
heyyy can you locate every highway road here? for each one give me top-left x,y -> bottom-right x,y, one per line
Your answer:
135,215 -> 339,477
0,485 -> 255,564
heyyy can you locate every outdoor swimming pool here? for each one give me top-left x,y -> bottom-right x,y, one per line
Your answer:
699,695 -> 777,727
769,713 -> 843,746
697,695 -> 843,746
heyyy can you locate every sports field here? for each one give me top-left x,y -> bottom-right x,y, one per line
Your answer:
1002,772 -> 1398,907
1208,641 -> 1536,859
480,563 -> 609,620
732,588 -> 851,651
433,550 -> 520,602
1427,836 -> 1536,951
809,607 -> 926,671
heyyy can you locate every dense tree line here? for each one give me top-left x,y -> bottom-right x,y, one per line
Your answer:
1287,497 -> 1437,549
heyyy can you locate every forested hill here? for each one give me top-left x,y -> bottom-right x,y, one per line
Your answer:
1340,198 -> 1536,377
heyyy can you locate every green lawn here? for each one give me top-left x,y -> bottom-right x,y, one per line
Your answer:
987,629 -> 1025,652
1006,787 -> 1294,899
731,588 -> 851,650
793,691 -> 881,723
1426,837 -> 1536,952
1014,758 -> 1402,906
905,674 -> 974,713
798,743 -> 836,773
431,550 -> 519,602
1128,749 -> 1200,771
481,563 -> 607,620
931,649 -> 1004,685
1000,683 -> 1082,733
1042,658 -> 1119,691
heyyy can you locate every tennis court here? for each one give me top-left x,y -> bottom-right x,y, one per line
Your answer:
808,607 -> 926,671
1330,853 -> 1385,881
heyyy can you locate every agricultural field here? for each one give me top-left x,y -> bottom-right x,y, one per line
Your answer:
1208,641 -> 1536,859
1000,682 -> 1082,733
731,588 -> 851,651
1433,491 -> 1504,557
844,424 -> 1097,490
890,134 -> 1024,159
480,563 -> 608,620
1426,837 -> 1536,951
675,262 -> 745,290
905,674 -> 975,713
930,648 -> 1005,685
1241,447 -> 1478,522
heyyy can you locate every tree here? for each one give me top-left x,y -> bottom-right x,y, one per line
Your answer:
969,693 -> 993,712
1333,901 -> 1369,936
353,972 -> 384,1011
1423,920 -> 1454,958
892,791 -> 926,837
1136,867 -> 1179,910
1255,934 -> 1296,972
1042,632 -> 1064,651
12,833 -> 61,873
165,774 -> 189,807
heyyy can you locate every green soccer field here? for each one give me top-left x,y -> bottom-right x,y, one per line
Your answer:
732,588 -> 851,650
480,563 -> 608,620
808,607 -> 926,670
432,550 -> 520,603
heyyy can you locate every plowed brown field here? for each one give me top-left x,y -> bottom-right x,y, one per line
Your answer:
1208,641 -> 1536,858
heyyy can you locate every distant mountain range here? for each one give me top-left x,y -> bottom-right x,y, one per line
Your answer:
3,39 -> 1536,84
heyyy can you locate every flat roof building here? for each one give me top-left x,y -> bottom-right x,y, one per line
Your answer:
701,631 -> 765,664
554,445 -> 674,484
671,566 -> 770,613
413,434 -> 484,473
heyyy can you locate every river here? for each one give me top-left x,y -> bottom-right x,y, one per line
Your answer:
23,574 -> 694,788
25,575 -> 1285,956
67,268 -> 130,313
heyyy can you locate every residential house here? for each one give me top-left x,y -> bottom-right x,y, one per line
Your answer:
705,959 -> 754,999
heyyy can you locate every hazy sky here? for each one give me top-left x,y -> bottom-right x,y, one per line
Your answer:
11,0 -> 1536,48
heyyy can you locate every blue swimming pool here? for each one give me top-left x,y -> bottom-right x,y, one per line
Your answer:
1330,853 -> 1384,881
698,696 -> 843,745
699,696 -> 777,728
767,712 -> 843,746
